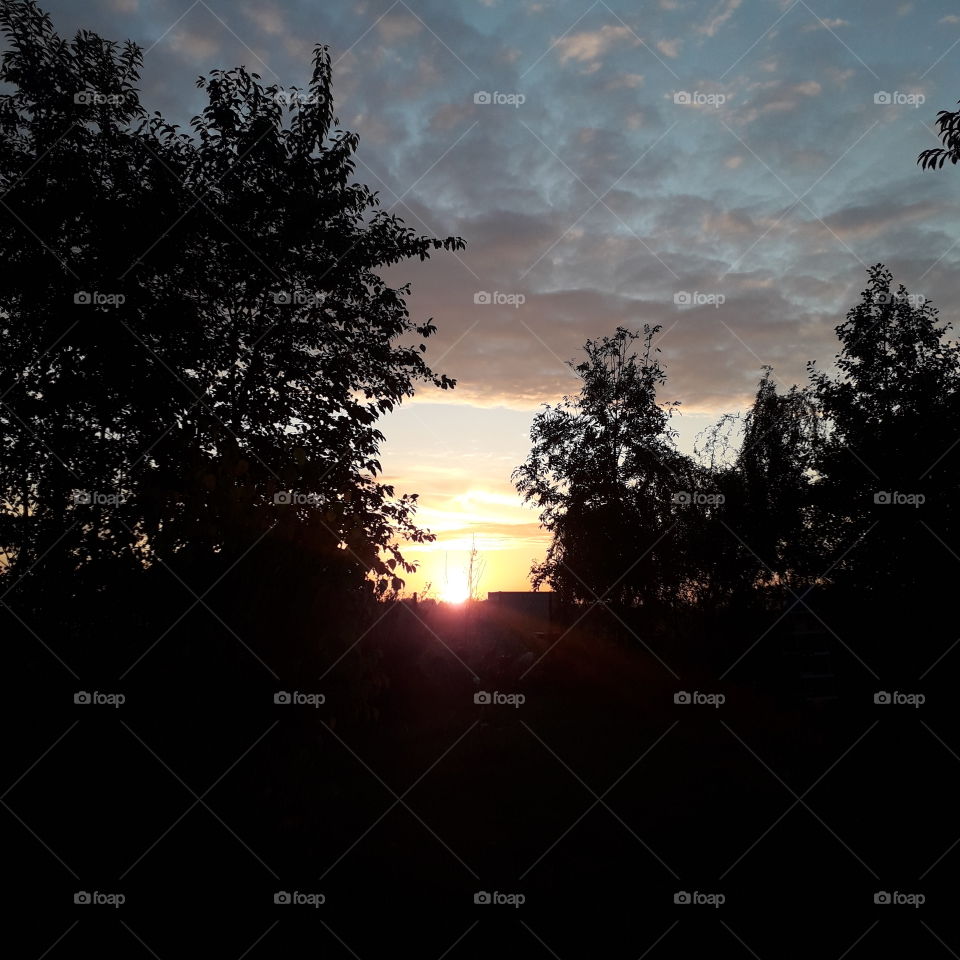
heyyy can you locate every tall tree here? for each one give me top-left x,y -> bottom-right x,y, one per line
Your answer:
0,0 -> 463,603
513,326 -> 689,605
807,264 -> 960,597
691,370 -> 819,603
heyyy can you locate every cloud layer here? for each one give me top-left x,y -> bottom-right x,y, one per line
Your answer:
33,0 -> 960,589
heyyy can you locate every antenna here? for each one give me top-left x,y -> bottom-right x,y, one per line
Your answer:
466,534 -> 486,601
467,535 -> 475,601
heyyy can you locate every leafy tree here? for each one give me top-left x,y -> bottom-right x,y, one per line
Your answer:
513,325 -> 689,605
691,369 -> 820,603
807,265 -> 960,597
918,99 -> 960,169
0,0 -> 463,604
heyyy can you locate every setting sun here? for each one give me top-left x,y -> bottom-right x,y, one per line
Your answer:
441,572 -> 470,604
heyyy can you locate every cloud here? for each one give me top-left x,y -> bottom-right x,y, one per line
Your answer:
242,4 -> 286,36
430,101 -> 473,131
24,0 -> 960,565
553,24 -> 636,62
605,72 -> 645,89
168,28 -> 221,63
376,13 -> 423,42
699,0 -> 742,37
732,77 -> 822,125
656,37 -> 683,58
802,18 -> 850,32
817,201 -> 945,239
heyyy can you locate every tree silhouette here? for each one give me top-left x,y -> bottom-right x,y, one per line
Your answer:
689,369 -> 820,604
807,265 -> 960,598
513,325 -> 689,605
918,99 -> 960,169
0,0 -> 463,605
516,266 -> 960,623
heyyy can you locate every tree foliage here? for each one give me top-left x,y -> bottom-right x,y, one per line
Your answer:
0,0 -> 463,602
807,265 -> 960,594
513,326 -> 687,605
517,266 -> 960,615
918,99 -> 960,169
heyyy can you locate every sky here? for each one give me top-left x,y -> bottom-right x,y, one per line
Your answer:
38,0 -> 960,596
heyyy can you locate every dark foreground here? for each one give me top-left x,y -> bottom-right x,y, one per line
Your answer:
5,594 -> 957,957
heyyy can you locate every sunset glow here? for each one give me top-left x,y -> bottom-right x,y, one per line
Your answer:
381,404 -> 711,596
7,1 -> 960,953
440,573 -> 470,605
